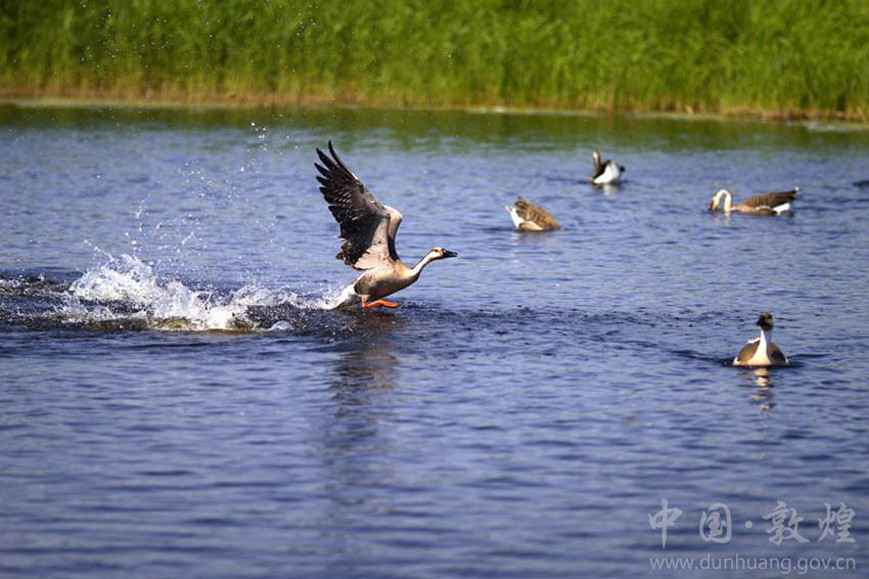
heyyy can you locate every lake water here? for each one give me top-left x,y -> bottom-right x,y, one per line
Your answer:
1,105 -> 868,578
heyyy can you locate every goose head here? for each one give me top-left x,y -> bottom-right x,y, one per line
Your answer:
756,312 -> 775,332
428,247 -> 458,261
709,189 -> 732,212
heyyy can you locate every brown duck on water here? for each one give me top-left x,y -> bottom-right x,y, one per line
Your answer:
709,188 -> 798,215
315,142 -> 457,310
505,196 -> 561,232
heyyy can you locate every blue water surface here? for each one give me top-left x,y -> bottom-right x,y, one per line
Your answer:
1,105 -> 868,578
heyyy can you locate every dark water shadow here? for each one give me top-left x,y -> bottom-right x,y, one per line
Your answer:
712,356 -> 809,369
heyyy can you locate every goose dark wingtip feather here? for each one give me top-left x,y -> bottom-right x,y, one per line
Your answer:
315,148 -> 335,171
313,141 -> 398,271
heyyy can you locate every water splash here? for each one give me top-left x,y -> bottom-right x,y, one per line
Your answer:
70,254 -> 165,305
43,254 -> 343,332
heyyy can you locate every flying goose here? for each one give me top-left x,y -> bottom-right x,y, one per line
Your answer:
709,188 -> 798,215
733,312 -> 789,367
315,142 -> 457,310
505,196 -> 560,232
590,149 -> 625,185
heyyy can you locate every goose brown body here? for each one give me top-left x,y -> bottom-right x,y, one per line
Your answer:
506,196 -> 560,231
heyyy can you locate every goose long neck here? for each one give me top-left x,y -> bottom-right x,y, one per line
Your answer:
759,328 -> 771,345
721,190 -> 733,212
411,253 -> 437,277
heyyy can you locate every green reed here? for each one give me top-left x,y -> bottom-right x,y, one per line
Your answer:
1,0 -> 867,118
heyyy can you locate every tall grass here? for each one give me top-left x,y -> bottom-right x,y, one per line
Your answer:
1,0 -> 867,118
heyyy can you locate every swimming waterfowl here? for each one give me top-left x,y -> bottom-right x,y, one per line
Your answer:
315,142 -> 457,310
708,188 -> 798,215
590,149 -> 625,185
733,312 -> 789,367
505,196 -> 560,232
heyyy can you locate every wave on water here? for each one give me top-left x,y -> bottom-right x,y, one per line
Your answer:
4,257 -> 793,368
1,254 -> 349,332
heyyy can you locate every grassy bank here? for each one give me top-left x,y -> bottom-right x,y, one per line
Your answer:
2,0 -> 868,120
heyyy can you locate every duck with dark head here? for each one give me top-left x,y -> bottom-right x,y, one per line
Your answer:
733,312 -> 789,367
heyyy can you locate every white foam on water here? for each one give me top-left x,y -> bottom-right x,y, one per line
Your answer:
59,254 -> 339,331
70,254 -> 164,305
0,278 -> 22,290
321,283 -> 359,310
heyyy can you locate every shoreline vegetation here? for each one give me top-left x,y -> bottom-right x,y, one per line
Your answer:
2,1 -> 868,122
4,95 -> 869,130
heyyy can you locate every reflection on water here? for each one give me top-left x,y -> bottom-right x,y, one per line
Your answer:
752,367 -> 771,387
709,212 -> 734,226
332,339 -> 400,394
748,368 -> 775,412
328,314 -> 402,427
318,332 -> 403,544
597,183 -> 621,196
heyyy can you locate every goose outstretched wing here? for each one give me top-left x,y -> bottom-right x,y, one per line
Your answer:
315,142 -> 402,270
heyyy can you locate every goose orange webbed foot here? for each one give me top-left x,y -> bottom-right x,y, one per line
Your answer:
362,299 -> 400,310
